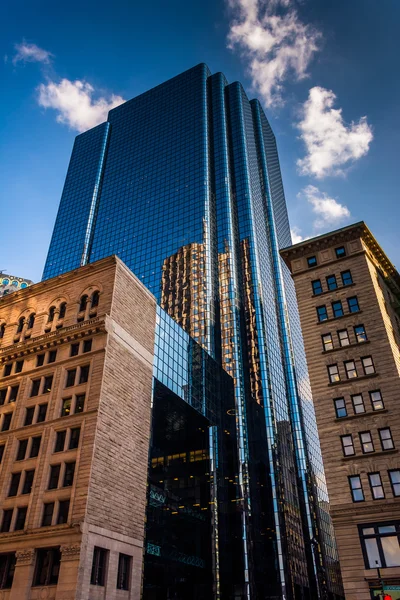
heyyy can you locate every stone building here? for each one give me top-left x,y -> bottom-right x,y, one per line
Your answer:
281,222 -> 400,600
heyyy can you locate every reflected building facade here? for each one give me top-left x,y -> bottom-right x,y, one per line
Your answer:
43,64 -> 343,599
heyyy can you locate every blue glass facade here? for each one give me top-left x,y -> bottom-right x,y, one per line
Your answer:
43,64 -> 343,599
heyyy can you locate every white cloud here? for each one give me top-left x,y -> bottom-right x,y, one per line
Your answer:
226,0 -> 320,107
290,227 -> 304,244
299,185 -> 350,229
37,79 -> 125,132
13,41 -> 53,65
297,86 -> 373,178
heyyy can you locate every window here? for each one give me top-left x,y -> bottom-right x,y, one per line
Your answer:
317,305 -> 328,322
70,343 -> 79,357
91,547 -> 108,586
0,445 -> 4,464
360,431 -> 374,454
338,329 -> 350,347
24,407 -> 35,426
79,295 -> 88,312
334,398 -> 347,418
3,364 -> 12,377
369,473 -> 385,500
83,339 -> 92,353
349,476 -> 364,502
312,280 -> 323,295
57,500 -> 70,524
322,334 -> 333,351
9,386 -> 18,402
30,436 -> 41,458
48,306 -> 56,323
65,369 -> 76,387
0,552 -> 16,589
34,548 -> 61,585
79,365 -> 90,384
43,375 -> 53,393
341,270 -> 353,286
1,413 -> 12,432
351,394 -> 365,414
1,510 -> 13,533
42,503 -> 55,527
389,471 -> 400,497
59,303 -> 67,319
361,356 -> 375,375
17,439 -> 28,461
8,473 -> 21,497
117,553 -> 131,590
37,404 -> 47,423
61,398 -> 72,417
36,354 -> 45,367
27,313 -> 35,329
0,389 -> 6,405
353,325 -> 367,343
48,465 -> 61,490
341,435 -> 355,456
31,379 -> 41,397
15,506 -> 27,531
55,430 -> 66,452
328,364 -> 340,383
63,462 -> 76,487
16,317 -> 24,333
307,256 -> 317,268
15,360 -> 23,374
326,275 -> 337,291
69,428 -> 80,449
48,350 -> 57,364
91,291 -> 100,308
335,246 -> 346,258
22,469 -> 35,494
360,523 -> 400,568
75,394 -> 85,413
347,296 -> 360,313
370,390 -> 384,411
0,324 -> 5,339
379,428 -> 394,451
332,301 -> 344,318
344,360 -> 357,379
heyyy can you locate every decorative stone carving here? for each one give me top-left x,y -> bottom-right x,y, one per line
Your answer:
16,548 -> 35,565
60,544 -> 81,561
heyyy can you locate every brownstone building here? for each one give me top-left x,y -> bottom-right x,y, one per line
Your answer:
281,222 -> 400,599
0,256 -> 156,599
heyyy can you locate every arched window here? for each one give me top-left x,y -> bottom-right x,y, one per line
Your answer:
59,303 -> 67,319
91,291 -> 99,308
0,324 -> 5,339
79,295 -> 88,312
27,313 -> 35,329
48,306 -> 56,323
16,317 -> 25,333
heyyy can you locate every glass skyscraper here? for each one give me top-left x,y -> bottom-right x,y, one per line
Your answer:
43,64 -> 343,599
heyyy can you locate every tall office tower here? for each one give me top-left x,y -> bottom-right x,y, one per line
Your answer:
281,223 -> 400,600
43,64 -> 343,599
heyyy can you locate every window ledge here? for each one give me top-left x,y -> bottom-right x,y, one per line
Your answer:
335,409 -> 388,422
323,340 -> 370,354
312,282 -> 356,298
328,373 -> 379,387
317,310 -> 363,326
342,448 -> 398,461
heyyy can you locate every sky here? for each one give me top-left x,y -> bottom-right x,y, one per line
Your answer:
1,0 -> 399,282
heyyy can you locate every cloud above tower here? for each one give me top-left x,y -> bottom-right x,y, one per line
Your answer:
298,185 -> 350,229
12,41 -> 53,65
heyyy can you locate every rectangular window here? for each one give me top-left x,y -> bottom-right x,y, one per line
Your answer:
361,356 -> 375,375
335,246 -> 346,258
41,503 -> 55,527
91,547 -> 108,586
370,390 -> 384,411
341,435 -> 355,456
48,465 -> 61,490
326,275 -> 338,291
36,354 -> 45,367
70,343 -> 79,357
1,413 -> 12,432
354,324 -> 367,343
17,439 -> 28,461
79,365 -> 90,384
117,553 -> 131,590
43,376 -> 53,393
349,476 -> 364,502
69,428 -> 80,450
83,339 -> 92,353
9,385 -> 18,403
34,548 -> 61,585
348,296 -> 360,313
332,301 -> 344,318
0,552 -> 16,589
341,270 -> 353,286
1,509 -> 13,533
389,471 -> 400,496
63,462 -> 76,487
368,473 -> 385,500
360,431 -> 374,453
57,500 -> 70,524
322,334 -> 333,351
22,469 -> 35,494
312,280 -> 323,295
37,404 -> 47,423
334,398 -> 347,418
30,436 -> 41,458
307,256 -> 317,268
24,407 -> 35,426
3,364 -> 12,377
338,329 -> 350,347
65,369 -> 76,387
55,430 -> 66,452
360,523 -> 400,568
379,428 -> 394,451
0,389 -> 6,405
61,398 -> 72,417
344,360 -> 357,379
14,506 -> 27,531
328,364 -> 340,383
15,360 -> 23,374
75,394 -> 85,413
351,394 -> 365,414
8,473 -> 21,497
0,445 -> 4,464
48,350 -> 57,364
317,306 -> 328,322
31,379 -> 41,397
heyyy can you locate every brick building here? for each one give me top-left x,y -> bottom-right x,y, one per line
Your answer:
281,222 -> 400,599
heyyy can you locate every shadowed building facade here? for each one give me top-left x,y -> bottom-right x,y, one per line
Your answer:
42,64 -> 343,599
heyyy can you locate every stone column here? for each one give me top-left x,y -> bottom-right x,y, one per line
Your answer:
55,544 -> 81,600
9,549 -> 35,600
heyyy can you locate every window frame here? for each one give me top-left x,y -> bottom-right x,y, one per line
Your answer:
335,246 -> 346,259
361,356 -> 375,375
341,270 -> 353,286
388,470 -> 400,497
354,324 -> 367,343
369,390 -> 384,411
349,475 -> 364,502
33,547 -> 61,586
337,329 -> 350,347
359,431 -> 375,454
328,364 -> 340,383
312,279 -> 323,295
351,394 -> 366,415
317,305 -> 328,322
322,333 -> 334,351
347,296 -> 360,313
326,275 -> 338,291
378,428 -> 394,451
368,472 -> 385,500
359,522 -> 400,569
307,256 -> 317,268
341,434 -> 355,456
90,547 -> 108,586
332,300 -> 344,318
344,360 -> 358,379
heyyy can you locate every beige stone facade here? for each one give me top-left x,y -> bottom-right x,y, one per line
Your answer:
0,256 -> 156,599
281,222 -> 400,600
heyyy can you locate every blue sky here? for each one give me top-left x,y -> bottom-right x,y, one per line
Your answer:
1,0 -> 399,282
